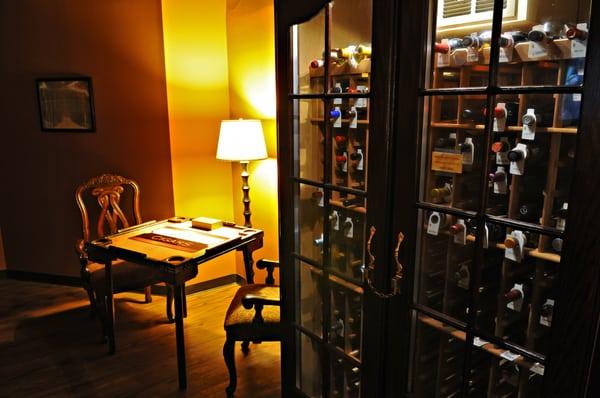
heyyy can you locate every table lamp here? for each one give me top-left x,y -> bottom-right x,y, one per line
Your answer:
217,119 -> 267,228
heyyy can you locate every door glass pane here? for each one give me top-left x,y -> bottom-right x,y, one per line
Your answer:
411,312 -> 467,397
297,260 -> 324,337
329,98 -> 369,192
294,99 -> 325,182
497,0 -> 591,84
486,94 -> 579,228
329,278 -> 363,360
415,210 -> 477,322
329,0 -> 372,94
297,332 -> 323,398
295,183 -> 324,264
292,9 -> 325,94
420,95 -> 485,212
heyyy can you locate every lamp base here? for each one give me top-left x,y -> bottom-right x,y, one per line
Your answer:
241,161 -> 252,228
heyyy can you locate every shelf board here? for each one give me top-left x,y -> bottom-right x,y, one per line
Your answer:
330,199 -> 367,214
311,118 -> 369,125
430,122 -> 577,134
465,234 -> 561,263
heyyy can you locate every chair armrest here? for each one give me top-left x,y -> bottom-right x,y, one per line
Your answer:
76,239 -> 88,267
242,294 -> 280,326
256,259 -> 279,285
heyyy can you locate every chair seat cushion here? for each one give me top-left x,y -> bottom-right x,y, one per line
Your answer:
87,260 -> 158,296
224,284 -> 280,329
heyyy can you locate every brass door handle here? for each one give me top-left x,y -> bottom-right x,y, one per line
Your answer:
365,227 -> 405,298
391,232 -> 405,294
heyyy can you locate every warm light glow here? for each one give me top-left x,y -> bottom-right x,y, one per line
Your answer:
216,119 -> 267,161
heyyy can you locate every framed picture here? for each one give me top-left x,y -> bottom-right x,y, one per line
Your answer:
36,77 -> 95,132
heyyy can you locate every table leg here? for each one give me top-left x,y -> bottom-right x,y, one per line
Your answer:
174,283 -> 187,389
242,246 -> 255,284
105,259 -> 115,355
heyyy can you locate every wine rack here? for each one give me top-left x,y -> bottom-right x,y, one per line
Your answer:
411,7 -> 589,397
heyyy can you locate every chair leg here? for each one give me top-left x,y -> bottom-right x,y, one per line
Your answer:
166,285 -> 174,323
144,286 -> 152,303
223,338 -> 237,397
96,296 -> 108,344
241,340 -> 250,356
85,287 -> 97,318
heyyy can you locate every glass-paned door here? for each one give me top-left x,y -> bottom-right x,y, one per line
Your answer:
289,1 -> 373,396
407,0 -> 591,396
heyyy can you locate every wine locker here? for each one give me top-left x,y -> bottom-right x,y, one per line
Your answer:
275,0 -> 600,397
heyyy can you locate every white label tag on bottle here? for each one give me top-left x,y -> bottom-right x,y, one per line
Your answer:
317,188 -> 324,207
509,143 -> 528,176
499,47 -> 513,63
344,217 -> 354,238
529,41 -> 549,58
505,231 -> 526,262
496,137 -> 510,166
572,23 -> 588,58
331,210 -> 340,230
507,283 -> 525,312
349,106 -> 358,129
556,217 -> 566,231
573,93 -> 582,102
333,106 -> 342,128
333,84 -> 343,105
427,212 -> 441,236
493,166 -> 508,195
522,108 -> 537,140
342,151 -> 348,172
467,47 -> 479,63
501,350 -> 521,362
356,148 -> 364,171
531,363 -> 545,376
356,86 -> 367,108
540,299 -> 555,327
493,103 -> 507,132
454,219 -> 467,245
473,337 -> 488,347
462,139 -> 474,166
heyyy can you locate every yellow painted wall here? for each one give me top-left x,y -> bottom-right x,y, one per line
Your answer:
226,0 -> 279,283
162,0 -> 237,282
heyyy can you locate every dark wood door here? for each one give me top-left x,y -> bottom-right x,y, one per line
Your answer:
385,0 -> 600,397
275,0 -> 399,397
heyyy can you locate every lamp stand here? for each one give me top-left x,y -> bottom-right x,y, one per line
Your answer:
240,161 -> 252,228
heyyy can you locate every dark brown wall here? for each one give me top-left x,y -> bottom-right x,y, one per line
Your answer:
0,0 -> 174,277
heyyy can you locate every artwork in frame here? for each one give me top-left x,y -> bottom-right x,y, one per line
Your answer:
36,77 -> 95,132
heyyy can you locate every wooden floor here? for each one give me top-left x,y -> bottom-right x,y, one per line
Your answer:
0,280 -> 281,397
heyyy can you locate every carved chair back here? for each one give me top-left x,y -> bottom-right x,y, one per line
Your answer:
75,174 -> 142,254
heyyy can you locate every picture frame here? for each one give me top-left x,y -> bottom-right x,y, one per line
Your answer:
36,77 -> 95,132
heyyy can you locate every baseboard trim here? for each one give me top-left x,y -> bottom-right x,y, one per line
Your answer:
3,269 -> 245,296
5,270 -> 82,287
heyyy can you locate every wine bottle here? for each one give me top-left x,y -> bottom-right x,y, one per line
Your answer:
449,222 -> 465,235
335,134 -> 347,146
357,44 -> 372,57
507,146 -> 527,162
310,59 -> 325,68
462,108 -> 485,124
518,203 -> 540,222
434,133 -> 457,149
342,197 -> 363,207
330,108 -> 342,121
314,234 -> 324,248
489,168 -> 507,182
504,284 -> 528,303
555,202 -> 568,231
528,22 -> 563,42
491,140 -> 510,153
430,184 -> 453,204
551,237 -> 563,253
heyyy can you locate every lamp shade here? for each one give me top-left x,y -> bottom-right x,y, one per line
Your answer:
216,119 -> 268,161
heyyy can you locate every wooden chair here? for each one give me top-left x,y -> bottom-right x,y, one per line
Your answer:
75,173 -> 180,342
223,259 -> 282,396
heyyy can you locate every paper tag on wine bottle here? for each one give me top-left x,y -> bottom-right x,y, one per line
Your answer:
333,107 -> 342,128
467,47 -> 479,63
453,219 -> 467,245
505,231 -> 525,262
509,143 -> 528,176
473,337 -> 488,347
573,93 -> 582,102
493,167 -> 508,194
333,84 -> 343,105
499,47 -> 513,63
493,103 -> 507,132
342,151 -> 348,172
529,41 -> 549,59
331,210 -> 340,230
500,350 -> 521,362
496,137 -> 510,166
540,299 -> 555,327
349,106 -> 358,129
522,108 -> 537,140
317,188 -> 324,207
427,212 -> 441,236
344,217 -> 354,238
507,283 -> 525,311
356,86 -> 367,108
531,362 -> 545,376
571,23 -> 588,58
356,148 -> 364,171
